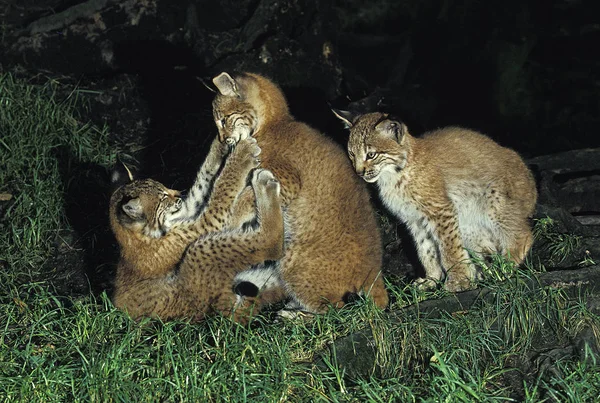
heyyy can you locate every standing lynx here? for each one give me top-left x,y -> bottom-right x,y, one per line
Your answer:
210,72 -> 388,316
334,111 -> 537,292
110,137 -> 285,322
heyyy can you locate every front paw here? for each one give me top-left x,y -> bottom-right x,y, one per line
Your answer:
223,127 -> 253,146
230,137 -> 261,170
413,277 -> 439,291
444,273 -> 475,293
209,135 -> 230,159
252,168 -> 280,196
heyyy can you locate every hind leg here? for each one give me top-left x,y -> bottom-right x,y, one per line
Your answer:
227,186 -> 257,230
485,182 -> 535,265
278,250 -> 388,317
505,219 -> 534,264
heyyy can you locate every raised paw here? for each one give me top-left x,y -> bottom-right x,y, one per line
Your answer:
252,168 -> 280,196
236,136 -> 261,158
229,137 -> 261,170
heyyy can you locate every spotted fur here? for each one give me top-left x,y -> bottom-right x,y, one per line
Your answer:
335,111 -> 537,292
211,72 -> 389,315
110,137 -> 285,323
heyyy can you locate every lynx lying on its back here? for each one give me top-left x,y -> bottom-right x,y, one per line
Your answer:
210,72 -> 388,316
110,137 -> 285,322
334,111 -> 537,292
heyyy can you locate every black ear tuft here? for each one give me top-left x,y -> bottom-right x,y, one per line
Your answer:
110,156 -> 137,190
331,108 -> 358,129
196,76 -> 217,93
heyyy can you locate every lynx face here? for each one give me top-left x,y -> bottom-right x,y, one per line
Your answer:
211,73 -> 260,145
344,112 -> 410,183
212,97 -> 258,145
112,179 -> 183,238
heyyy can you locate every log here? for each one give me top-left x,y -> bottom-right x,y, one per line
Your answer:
528,148 -> 600,173
320,265 -> 600,381
22,0 -> 114,36
529,149 -> 600,222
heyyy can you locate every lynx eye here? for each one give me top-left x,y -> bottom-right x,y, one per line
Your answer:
220,118 -> 226,127
366,151 -> 377,160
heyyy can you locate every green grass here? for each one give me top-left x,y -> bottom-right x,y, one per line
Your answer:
3,268 -> 598,402
1,73 -> 599,401
533,217 -> 582,265
0,72 -> 115,278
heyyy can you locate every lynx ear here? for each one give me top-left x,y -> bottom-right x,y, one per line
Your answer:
331,108 -> 358,129
212,72 -> 240,97
376,119 -> 408,143
122,198 -> 144,220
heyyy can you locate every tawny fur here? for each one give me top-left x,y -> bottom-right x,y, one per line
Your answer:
336,111 -> 537,292
211,72 -> 388,314
110,137 -> 285,323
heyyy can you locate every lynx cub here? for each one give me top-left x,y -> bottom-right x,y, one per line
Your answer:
110,137 -> 285,322
211,72 -> 388,315
334,111 -> 537,292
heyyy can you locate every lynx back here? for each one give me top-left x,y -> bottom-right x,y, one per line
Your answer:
211,72 -> 389,316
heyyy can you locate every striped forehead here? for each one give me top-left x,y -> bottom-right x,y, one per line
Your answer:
350,114 -> 386,144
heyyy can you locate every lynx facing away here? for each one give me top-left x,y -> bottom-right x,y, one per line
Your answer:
334,111 -> 537,292
110,137 -> 285,322
211,72 -> 388,316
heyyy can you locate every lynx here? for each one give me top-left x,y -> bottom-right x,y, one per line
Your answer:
334,111 -> 537,292
109,137 -> 285,322
210,72 -> 388,316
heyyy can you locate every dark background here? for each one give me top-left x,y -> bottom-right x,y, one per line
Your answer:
2,0 -> 598,173
1,0 -> 598,291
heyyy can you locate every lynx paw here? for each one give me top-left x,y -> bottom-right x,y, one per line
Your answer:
275,309 -> 315,322
252,168 -> 280,196
444,273 -> 475,293
231,137 -> 261,170
413,277 -> 439,291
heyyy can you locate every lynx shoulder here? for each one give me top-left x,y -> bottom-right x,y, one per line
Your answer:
211,72 -> 388,315
334,110 -> 537,292
109,137 -> 285,322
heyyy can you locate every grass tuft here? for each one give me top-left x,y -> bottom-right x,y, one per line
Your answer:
533,217 -> 581,264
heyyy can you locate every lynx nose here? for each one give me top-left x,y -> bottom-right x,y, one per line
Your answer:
354,163 -> 366,177
225,137 -> 236,146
